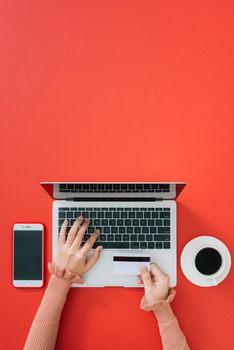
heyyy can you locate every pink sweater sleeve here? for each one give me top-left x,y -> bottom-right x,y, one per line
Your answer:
24,275 -> 71,350
140,289 -> 190,350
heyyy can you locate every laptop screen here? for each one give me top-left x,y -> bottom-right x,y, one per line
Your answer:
40,182 -> 186,200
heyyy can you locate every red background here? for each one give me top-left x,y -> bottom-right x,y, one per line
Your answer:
0,1 -> 233,349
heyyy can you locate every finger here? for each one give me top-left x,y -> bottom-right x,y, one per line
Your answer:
54,266 -> 65,278
70,217 -> 90,251
137,275 -> 143,284
48,262 -> 55,274
139,267 -> 154,291
84,245 -> 103,272
66,216 -> 84,246
71,275 -> 84,284
150,263 -> 169,281
79,229 -> 100,256
58,220 -> 68,247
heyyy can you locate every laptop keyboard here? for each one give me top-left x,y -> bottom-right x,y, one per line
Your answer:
58,207 -> 171,249
59,183 -> 170,193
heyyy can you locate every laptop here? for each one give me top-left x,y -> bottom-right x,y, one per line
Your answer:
41,182 -> 186,288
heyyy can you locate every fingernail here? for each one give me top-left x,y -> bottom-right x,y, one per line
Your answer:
78,216 -> 83,219
99,246 -> 103,250
140,267 -> 147,272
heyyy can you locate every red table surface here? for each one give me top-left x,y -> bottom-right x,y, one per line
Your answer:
0,1 -> 233,349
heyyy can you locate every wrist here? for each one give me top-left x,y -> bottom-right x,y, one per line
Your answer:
47,274 -> 72,297
152,301 -> 176,323
140,288 -> 176,313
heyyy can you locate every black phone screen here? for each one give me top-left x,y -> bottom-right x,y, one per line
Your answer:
14,230 -> 42,280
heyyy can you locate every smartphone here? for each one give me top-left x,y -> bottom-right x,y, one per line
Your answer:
13,223 -> 44,287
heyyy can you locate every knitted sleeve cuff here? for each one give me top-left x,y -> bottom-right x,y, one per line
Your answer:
47,261 -> 84,285
140,288 -> 176,312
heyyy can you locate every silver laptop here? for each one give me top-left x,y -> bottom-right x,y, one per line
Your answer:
41,182 -> 186,288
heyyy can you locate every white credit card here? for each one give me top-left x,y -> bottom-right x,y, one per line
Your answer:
113,253 -> 151,275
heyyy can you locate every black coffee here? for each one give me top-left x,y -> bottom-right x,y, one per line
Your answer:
195,247 -> 222,275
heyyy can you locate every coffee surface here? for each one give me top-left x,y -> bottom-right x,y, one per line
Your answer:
195,247 -> 222,275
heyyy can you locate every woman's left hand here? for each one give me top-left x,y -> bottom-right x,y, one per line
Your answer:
54,216 -> 103,283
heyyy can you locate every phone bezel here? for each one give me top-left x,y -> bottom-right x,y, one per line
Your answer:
12,223 -> 44,288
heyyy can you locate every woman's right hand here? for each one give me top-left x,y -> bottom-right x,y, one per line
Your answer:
138,263 -> 170,304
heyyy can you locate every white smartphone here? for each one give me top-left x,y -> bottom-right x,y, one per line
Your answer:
12,223 -> 44,287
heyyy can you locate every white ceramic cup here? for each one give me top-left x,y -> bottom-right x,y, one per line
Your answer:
193,245 -> 226,286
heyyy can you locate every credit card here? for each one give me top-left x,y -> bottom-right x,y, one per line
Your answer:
113,253 -> 151,275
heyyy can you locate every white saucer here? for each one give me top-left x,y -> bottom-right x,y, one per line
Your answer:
180,236 -> 232,287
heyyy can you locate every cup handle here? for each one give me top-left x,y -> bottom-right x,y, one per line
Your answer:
212,278 -> 219,286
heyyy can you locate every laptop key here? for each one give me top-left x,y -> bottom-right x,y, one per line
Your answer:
84,234 -> 91,241
136,212 -> 143,218
104,227 -> 110,233
59,212 -> 66,218
142,227 -> 149,233
131,242 -> 139,249
160,212 -> 170,218
99,234 -> 106,241
140,242 -> 147,249
111,227 -> 118,234
156,242 -> 163,249
164,242 -> 171,249
88,226 -> 94,233
101,219 -> 108,226
156,219 -> 162,226
115,234 -> 122,241
154,234 -> 170,241
148,242 -> 155,249
124,219 -> 131,226
150,227 -> 157,233
94,219 -> 101,226
107,234 -> 114,241
123,234 -> 130,241
158,227 -> 170,234
140,219 -> 147,226
92,242 -> 129,249
130,235 -> 138,241
117,219 -> 124,226
134,226 -> 141,233
119,227 -> 126,233
164,219 -> 171,226
148,219 -> 155,226
146,234 -> 153,241
109,219 -> 116,226
127,227 -> 133,234
132,219 -> 139,226
121,212 -> 128,218
138,234 -> 145,241
152,212 -> 159,218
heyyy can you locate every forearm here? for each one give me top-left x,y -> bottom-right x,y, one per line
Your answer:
153,303 -> 190,350
24,275 -> 71,350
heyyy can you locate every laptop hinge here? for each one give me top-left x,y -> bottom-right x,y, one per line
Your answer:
65,197 -> 163,202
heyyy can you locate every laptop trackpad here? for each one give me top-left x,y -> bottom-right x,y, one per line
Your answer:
113,253 -> 150,275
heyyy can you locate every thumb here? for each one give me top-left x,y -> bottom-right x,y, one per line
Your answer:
140,267 -> 154,291
84,245 -> 103,271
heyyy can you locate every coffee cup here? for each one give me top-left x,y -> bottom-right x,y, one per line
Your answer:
193,245 -> 225,286
181,236 -> 231,287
